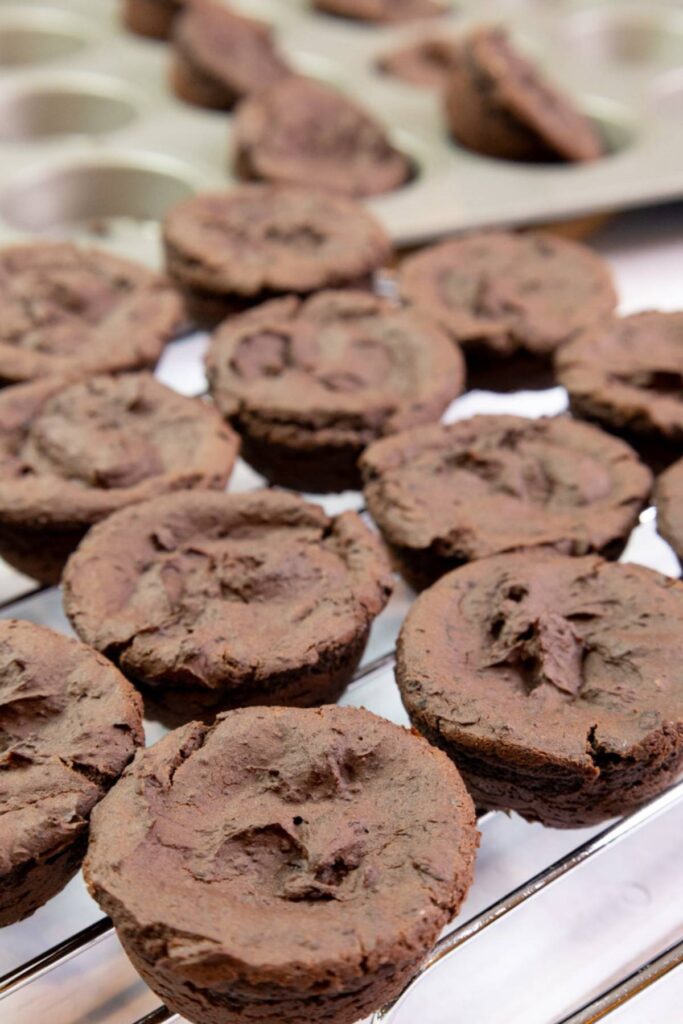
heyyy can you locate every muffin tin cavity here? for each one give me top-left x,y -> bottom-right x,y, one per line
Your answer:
0,8 -> 93,68
0,76 -> 138,142
558,7 -> 683,67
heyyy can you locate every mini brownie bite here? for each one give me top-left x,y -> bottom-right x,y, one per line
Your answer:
446,27 -> 604,163
361,415 -> 652,589
122,0 -> 184,39
397,231 -> 617,359
0,242 -> 182,386
313,0 -> 445,24
171,0 -> 289,111
233,76 -> 412,197
206,290 -> 465,492
556,312 -> 683,450
63,490 -> 393,724
163,185 -> 393,325
397,551 -> 683,828
378,35 -> 462,91
0,619 -> 143,926
84,704 -> 478,1024
0,373 -> 238,584
655,456 -> 683,567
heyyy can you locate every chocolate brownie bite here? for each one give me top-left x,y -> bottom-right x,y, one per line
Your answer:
171,0 -> 290,111
84,703 -> 478,1024
63,490 -> 393,724
207,290 -> 465,492
556,312 -> 683,454
122,0 -> 184,39
0,619 -> 143,926
233,76 -> 412,197
397,550 -> 683,828
378,35 -> 462,91
361,415 -> 652,589
655,456 -> 683,567
163,185 -> 393,325
397,231 -> 617,359
0,373 -> 238,584
446,27 -> 604,163
313,0 -> 445,24
0,242 -> 182,386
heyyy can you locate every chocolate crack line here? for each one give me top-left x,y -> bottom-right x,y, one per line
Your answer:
485,610 -> 586,697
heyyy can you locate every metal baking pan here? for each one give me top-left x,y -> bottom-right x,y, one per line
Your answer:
0,0 -> 682,265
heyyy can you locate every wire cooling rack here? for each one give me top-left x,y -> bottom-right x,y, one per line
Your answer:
1,205 -> 683,1023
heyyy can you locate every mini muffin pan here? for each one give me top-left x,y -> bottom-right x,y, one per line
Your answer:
0,0 -> 682,265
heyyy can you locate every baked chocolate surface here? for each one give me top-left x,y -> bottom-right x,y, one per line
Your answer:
84,703 -> 478,1024
0,619 -> 143,926
446,27 -> 604,163
63,490 -> 393,723
206,290 -> 465,491
378,35 -> 462,90
313,0 -> 444,23
233,75 -> 412,197
556,311 -> 683,445
171,0 -> 289,111
0,242 -> 182,385
163,185 -> 393,323
123,0 -> 184,39
397,230 -> 617,357
655,456 -> 683,567
397,550 -> 683,827
361,415 -> 652,589
0,373 -> 238,584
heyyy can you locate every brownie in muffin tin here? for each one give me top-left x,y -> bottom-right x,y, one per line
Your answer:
63,490 -> 393,724
122,0 -> 184,39
556,311 -> 683,453
171,0 -> 290,111
397,550 -> 683,827
163,185 -> 393,324
313,0 -> 445,24
378,35 -> 462,91
397,230 -> 617,360
361,415 -> 652,589
0,242 -> 182,386
84,704 -> 478,1024
446,27 -> 604,163
0,619 -> 143,926
206,290 -> 465,492
233,76 -> 412,197
655,456 -> 683,568
0,373 -> 238,584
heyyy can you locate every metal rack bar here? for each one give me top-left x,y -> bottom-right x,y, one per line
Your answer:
0,917 -> 113,1001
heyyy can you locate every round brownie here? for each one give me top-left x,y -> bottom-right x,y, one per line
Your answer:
233,76 -> 412,197
0,619 -> 143,926
313,0 -> 445,24
0,242 -> 182,386
163,185 -> 393,325
63,490 -> 394,724
655,456 -> 683,567
206,290 -> 465,492
446,27 -> 604,163
378,35 -> 462,90
84,703 -> 478,1024
171,0 -> 289,111
556,312 -> 683,448
397,550 -> 683,827
0,373 -> 238,584
122,0 -> 184,39
397,231 -> 617,358
361,415 -> 652,589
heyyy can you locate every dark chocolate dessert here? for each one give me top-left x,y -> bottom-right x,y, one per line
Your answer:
84,703 -> 478,1024
63,490 -> 393,723
378,35 -> 462,90
361,414 -> 652,589
206,290 -> 465,492
0,618 -> 143,926
397,550 -> 683,827
123,0 -> 184,40
655,456 -> 683,568
0,373 -> 238,583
